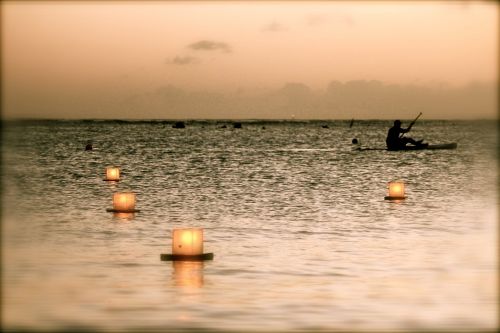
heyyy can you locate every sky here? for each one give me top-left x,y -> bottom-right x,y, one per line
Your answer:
1,1 -> 498,119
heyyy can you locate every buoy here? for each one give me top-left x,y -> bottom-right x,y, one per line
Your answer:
173,121 -> 185,129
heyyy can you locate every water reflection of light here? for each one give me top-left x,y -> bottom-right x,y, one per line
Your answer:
112,212 -> 135,220
172,261 -> 204,288
387,199 -> 404,204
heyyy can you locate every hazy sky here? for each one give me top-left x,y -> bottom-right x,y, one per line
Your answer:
2,1 -> 498,119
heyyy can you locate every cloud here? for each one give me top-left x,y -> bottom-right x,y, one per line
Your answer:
277,82 -> 312,97
262,21 -> 287,32
187,40 -> 232,53
166,56 -> 200,65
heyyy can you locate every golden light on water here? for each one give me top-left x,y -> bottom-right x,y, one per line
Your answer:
173,228 -> 204,256
172,261 -> 204,288
105,167 -> 120,181
112,192 -> 136,212
112,212 -> 135,220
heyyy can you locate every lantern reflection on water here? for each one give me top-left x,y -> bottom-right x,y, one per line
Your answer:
173,261 -> 204,288
161,228 -> 214,261
104,167 -> 120,181
106,192 -> 140,213
384,181 -> 406,200
112,212 -> 135,220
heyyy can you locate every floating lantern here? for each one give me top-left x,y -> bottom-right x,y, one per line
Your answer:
103,167 -> 120,181
173,228 -> 204,256
384,181 -> 406,200
106,192 -> 140,213
161,228 -> 214,261
173,261 -> 204,288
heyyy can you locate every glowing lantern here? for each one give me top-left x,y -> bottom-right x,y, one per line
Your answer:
161,228 -> 214,261
113,192 -> 135,211
173,228 -> 204,256
104,167 -> 120,181
384,181 -> 406,200
106,192 -> 140,213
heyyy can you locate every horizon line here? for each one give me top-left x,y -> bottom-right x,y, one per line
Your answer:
2,117 -> 497,122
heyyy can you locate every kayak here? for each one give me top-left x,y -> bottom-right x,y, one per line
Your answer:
356,142 -> 457,151
396,142 -> 457,150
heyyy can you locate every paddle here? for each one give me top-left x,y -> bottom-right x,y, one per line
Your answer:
400,112 -> 422,138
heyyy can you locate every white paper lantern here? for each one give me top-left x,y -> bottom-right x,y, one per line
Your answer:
112,192 -> 136,212
172,228 -> 204,256
104,167 -> 120,181
385,181 -> 406,200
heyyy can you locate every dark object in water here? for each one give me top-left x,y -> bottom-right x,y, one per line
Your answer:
391,142 -> 457,151
233,122 -> 242,129
160,253 -> 214,261
349,118 -> 354,128
352,138 -> 358,144
173,121 -> 185,129
321,125 -> 329,128
85,141 -> 93,151
356,142 -> 457,151
106,208 -> 141,213
384,196 -> 406,201
220,125 -> 227,128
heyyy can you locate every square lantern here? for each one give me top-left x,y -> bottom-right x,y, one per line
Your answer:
384,181 -> 406,200
106,192 -> 140,213
104,167 -> 120,181
161,228 -> 214,261
173,228 -> 204,256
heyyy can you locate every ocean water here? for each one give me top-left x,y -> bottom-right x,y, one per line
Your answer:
1,119 -> 497,332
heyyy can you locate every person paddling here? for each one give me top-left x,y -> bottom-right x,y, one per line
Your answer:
386,116 -> 426,151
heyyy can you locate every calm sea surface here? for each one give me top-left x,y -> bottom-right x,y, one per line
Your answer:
1,120 -> 497,332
